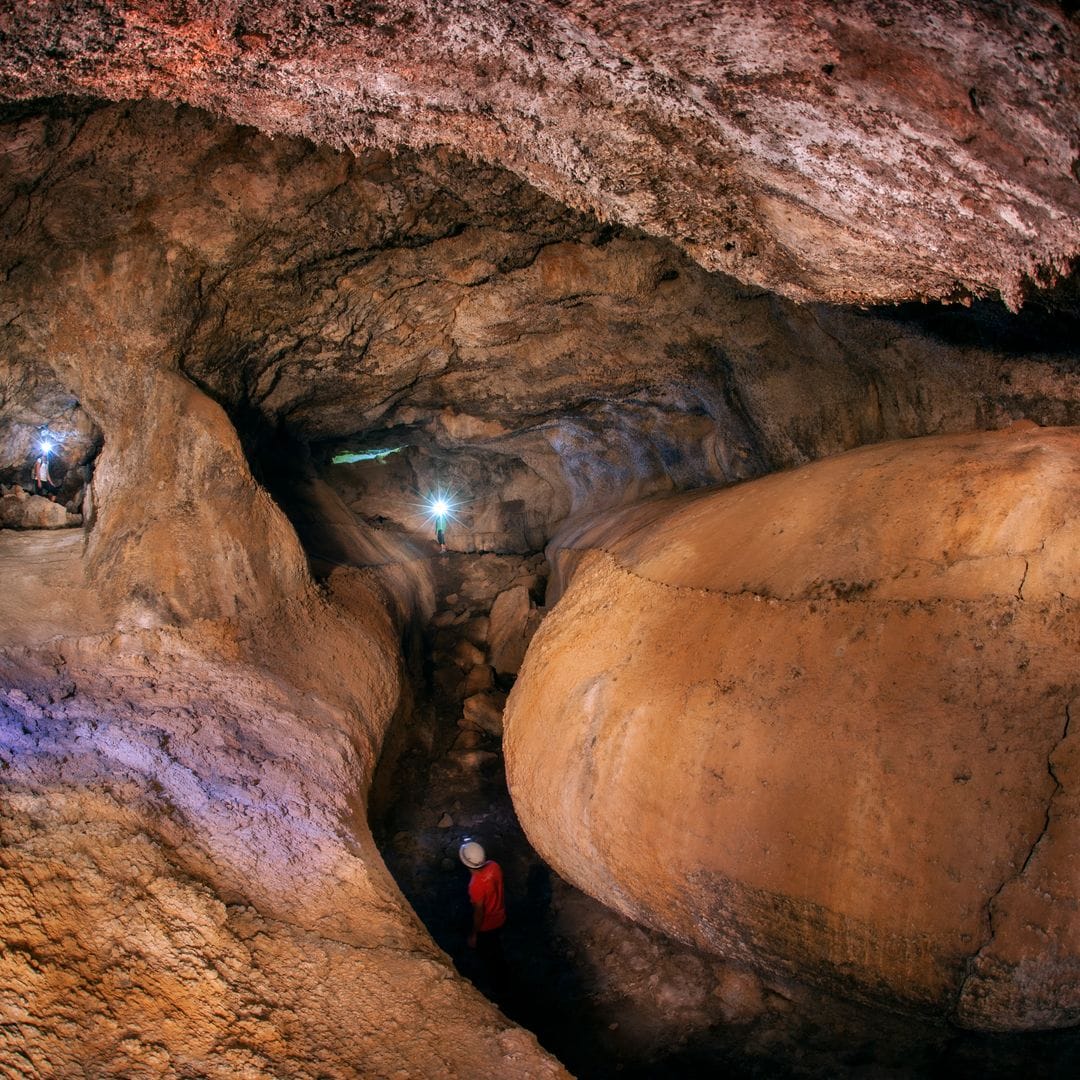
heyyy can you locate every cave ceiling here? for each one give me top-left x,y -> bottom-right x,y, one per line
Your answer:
1,0 -> 1077,310
3,95 -> 1078,534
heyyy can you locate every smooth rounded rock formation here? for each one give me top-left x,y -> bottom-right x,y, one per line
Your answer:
504,424 -> 1080,1030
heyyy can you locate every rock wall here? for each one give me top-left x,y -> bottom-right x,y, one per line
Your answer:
0,100 -> 567,1071
3,100 -> 1079,568
504,425 -> 1080,1030
0,322 -> 564,1076
1,582 -> 565,1077
1,2 -> 1077,306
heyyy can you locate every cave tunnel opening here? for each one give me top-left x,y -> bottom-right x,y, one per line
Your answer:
0,391 -> 101,530
206,203 -> 1080,1077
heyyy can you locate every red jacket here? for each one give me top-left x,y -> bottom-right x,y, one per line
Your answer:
468,861 -> 506,932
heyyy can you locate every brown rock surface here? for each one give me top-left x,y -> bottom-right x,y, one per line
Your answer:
0,32 -> 1076,1075
1,3 -> 1077,306
0,576 -> 565,1078
0,270 -> 563,1075
452,639 -> 486,672
462,691 -> 508,739
489,585 -> 535,675
463,663 -> 495,696
0,489 -> 79,529
504,425 -> 1080,1030
3,99 -> 1079,566
0,531 -> 106,646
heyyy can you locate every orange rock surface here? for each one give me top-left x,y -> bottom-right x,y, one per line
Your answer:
505,425 -> 1079,1030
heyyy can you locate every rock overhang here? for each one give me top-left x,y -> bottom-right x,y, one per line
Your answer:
0,0 -> 1076,308
1,92 -> 1078,559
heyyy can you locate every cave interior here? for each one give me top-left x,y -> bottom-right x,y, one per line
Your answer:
1,3 -> 1079,1079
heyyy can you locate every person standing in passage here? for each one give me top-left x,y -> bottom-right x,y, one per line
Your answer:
32,453 -> 56,500
459,839 -> 508,998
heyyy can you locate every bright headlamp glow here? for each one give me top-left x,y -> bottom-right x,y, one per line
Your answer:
419,487 -> 462,533
39,440 -> 53,455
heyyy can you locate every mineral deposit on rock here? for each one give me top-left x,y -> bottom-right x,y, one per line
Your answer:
505,425 -> 1080,1030
1,2 -> 1077,306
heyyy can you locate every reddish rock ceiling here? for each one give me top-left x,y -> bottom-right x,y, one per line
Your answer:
1,1 -> 1077,307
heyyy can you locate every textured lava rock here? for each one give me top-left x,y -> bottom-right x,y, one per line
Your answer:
4,99 -> 1078,567
0,531 -> 107,647
504,425 -> 1080,1030
0,223 -> 562,1077
0,513 -> 564,1077
0,3 -> 1077,306
462,690 -> 507,738
0,77 -> 1076,1077
0,354 -> 99,499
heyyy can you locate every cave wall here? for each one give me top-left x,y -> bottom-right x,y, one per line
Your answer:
1,572 -> 566,1078
0,2 -> 1077,306
0,104 -> 569,1078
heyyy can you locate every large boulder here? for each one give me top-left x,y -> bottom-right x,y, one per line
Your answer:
505,425 -> 1080,1031
0,487 -> 80,529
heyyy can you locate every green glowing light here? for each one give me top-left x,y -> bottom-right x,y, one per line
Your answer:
332,447 -> 404,464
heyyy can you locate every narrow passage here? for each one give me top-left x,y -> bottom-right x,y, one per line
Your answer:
367,551 -> 1080,1079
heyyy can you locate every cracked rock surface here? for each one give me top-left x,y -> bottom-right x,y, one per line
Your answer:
0,2 -> 1077,306
505,424 -> 1080,1029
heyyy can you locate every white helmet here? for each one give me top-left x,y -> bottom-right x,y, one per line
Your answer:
459,840 -> 486,868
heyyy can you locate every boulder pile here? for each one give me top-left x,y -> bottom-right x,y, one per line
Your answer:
0,485 -> 82,529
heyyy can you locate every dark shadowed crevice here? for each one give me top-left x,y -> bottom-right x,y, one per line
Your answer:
871,267 -> 1080,358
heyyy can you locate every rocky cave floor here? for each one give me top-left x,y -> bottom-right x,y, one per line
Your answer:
369,548 -> 1080,1080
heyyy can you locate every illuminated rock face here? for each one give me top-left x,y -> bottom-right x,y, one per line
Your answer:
0,342 -> 565,1077
0,602 -> 567,1079
505,425 -> 1080,1030
0,2 -> 1077,306
0,34 -> 1076,1072
0,126 -> 567,1071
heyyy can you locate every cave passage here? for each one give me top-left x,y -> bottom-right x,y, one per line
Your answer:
3,491 -> 1077,1079
359,533 -> 1080,1080
2,65 -> 1078,1076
